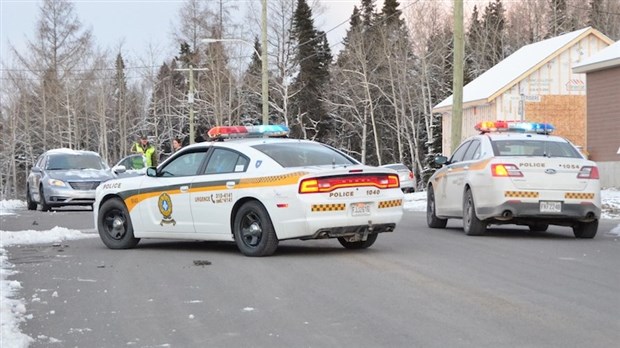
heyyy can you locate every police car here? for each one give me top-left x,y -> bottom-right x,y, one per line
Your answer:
427,121 -> 601,238
94,125 -> 404,256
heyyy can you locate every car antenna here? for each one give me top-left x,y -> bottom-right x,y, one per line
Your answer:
332,157 -> 336,169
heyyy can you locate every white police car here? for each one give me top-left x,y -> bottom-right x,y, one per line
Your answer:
427,121 -> 601,238
94,125 -> 404,256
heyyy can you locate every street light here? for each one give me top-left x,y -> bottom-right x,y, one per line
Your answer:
201,37 -> 269,125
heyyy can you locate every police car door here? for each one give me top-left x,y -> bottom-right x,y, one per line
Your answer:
191,147 -> 250,235
444,140 -> 473,215
138,149 -> 209,234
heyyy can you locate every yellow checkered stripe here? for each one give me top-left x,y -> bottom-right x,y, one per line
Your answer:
237,171 -> 308,188
378,199 -> 403,209
311,203 -> 346,212
240,171 -> 307,185
565,192 -> 595,200
505,191 -> 539,198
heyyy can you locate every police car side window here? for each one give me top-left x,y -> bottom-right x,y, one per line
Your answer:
463,140 -> 480,161
450,141 -> 471,163
204,148 -> 249,174
161,151 -> 208,177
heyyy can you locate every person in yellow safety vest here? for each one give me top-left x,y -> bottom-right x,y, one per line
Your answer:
131,134 -> 158,167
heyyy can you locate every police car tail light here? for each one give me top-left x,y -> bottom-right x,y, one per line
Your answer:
491,164 -> 523,177
577,166 -> 599,179
207,125 -> 289,139
299,174 -> 399,193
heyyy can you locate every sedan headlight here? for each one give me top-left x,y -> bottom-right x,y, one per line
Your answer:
48,179 -> 67,187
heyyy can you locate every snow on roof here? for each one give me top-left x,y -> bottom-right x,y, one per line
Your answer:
434,27 -> 592,111
573,40 -> 620,73
46,148 -> 100,156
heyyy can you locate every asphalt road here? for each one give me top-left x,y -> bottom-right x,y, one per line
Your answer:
3,209 -> 620,347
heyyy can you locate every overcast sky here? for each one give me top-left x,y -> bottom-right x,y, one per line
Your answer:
0,0 -> 368,67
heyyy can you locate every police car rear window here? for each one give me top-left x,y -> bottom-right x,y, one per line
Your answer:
491,139 -> 581,158
253,143 -> 358,168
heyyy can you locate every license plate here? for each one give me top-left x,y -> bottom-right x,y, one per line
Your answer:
351,202 -> 371,216
540,201 -> 562,213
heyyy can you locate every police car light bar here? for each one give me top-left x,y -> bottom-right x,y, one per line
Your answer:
475,120 -> 555,134
207,125 -> 290,139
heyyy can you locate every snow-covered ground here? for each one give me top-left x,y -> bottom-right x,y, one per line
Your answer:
1,191 -> 620,347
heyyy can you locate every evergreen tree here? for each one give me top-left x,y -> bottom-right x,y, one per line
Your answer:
465,5 -> 482,84
239,37 -> 263,126
360,0 -> 375,28
481,0 -> 506,68
291,0 -> 332,140
381,0 -> 403,27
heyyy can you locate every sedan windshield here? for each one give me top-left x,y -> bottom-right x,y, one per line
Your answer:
491,140 -> 582,158
253,142 -> 358,168
47,154 -> 107,170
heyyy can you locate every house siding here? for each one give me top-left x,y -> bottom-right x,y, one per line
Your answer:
585,66 -> 620,162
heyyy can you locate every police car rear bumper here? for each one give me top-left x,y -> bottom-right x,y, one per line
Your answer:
478,201 -> 601,222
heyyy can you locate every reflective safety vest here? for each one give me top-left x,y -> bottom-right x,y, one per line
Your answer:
132,142 -> 157,167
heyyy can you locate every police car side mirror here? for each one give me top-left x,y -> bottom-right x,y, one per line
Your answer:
146,167 -> 157,177
112,165 -> 127,174
434,156 -> 448,165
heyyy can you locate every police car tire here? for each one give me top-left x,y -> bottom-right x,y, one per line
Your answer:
97,198 -> 140,249
427,185 -> 447,228
38,186 -> 51,212
573,220 -> 598,239
233,201 -> 278,257
26,185 -> 37,211
463,188 -> 486,236
338,233 -> 378,249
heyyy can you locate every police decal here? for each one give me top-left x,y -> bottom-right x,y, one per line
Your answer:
158,192 -> 176,226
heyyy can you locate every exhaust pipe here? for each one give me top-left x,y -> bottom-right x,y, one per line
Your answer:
496,210 -> 513,221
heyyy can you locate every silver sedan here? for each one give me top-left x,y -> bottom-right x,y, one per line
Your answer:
26,149 -> 114,211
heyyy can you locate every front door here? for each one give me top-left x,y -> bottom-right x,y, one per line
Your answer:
137,150 -> 210,234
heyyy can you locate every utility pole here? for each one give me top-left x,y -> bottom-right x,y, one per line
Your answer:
451,0 -> 464,153
188,64 -> 195,144
261,0 -> 269,125
176,65 -> 210,144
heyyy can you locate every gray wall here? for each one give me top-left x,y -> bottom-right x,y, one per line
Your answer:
597,161 -> 620,188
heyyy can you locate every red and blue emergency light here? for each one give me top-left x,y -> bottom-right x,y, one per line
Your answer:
207,125 -> 290,139
475,120 -> 555,134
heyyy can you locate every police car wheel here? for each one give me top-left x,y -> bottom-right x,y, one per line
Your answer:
427,185 -> 447,228
26,185 -> 37,211
463,188 -> 486,236
233,201 -> 278,257
573,220 -> 598,239
98,198 -> 140,249
338,233 -> 378,249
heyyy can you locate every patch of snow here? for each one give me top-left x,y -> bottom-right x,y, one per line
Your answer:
1,227 -> 96,348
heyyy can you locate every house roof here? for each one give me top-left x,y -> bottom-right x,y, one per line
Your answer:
434,27 -> 612,112
573,40 -> 620,73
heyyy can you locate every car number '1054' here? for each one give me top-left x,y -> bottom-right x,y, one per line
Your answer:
352,202 -> 371,216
